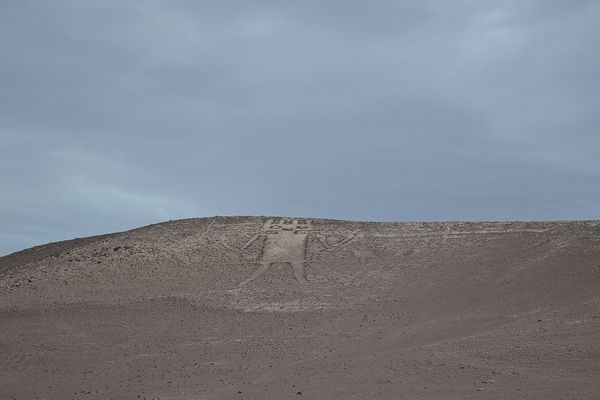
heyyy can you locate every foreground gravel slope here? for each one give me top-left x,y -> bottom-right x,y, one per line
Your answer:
1,217 -> 599,399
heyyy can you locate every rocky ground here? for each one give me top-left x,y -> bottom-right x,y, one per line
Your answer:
1,216 -> 599,399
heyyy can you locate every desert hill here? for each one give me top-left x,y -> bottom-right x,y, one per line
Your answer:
1,216 -> 599,399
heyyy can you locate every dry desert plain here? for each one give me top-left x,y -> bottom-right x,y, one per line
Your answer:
1,216 -> 600,399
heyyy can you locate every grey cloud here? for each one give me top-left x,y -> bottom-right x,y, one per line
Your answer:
1,1 -> 599,255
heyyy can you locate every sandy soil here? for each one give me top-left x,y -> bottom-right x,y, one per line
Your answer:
1,217 -> 599,399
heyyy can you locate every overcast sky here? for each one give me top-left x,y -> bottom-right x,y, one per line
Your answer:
1,0 -> 599,255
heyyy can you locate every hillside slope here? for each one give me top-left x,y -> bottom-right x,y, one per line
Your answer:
1,217 -> 599,399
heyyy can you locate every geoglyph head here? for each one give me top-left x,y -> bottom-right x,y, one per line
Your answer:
262,218 -> 313,234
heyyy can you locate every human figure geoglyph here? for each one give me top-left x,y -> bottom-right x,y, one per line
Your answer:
221,218 -> 358,288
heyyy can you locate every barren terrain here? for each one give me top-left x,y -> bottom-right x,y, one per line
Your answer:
1,217 -> 599,399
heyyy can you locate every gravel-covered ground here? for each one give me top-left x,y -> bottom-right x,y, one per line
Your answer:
1,217 -> 599,399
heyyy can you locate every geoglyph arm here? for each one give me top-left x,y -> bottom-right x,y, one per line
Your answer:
316,230 -> 359,251
220,219 -> 271,252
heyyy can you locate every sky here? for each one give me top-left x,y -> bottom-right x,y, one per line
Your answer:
1,0 -> 599,255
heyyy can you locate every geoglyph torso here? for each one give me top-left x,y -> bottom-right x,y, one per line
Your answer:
261,230 -> 307,263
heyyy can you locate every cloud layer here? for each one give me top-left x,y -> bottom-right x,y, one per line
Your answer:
1,1 -> 599,254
